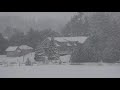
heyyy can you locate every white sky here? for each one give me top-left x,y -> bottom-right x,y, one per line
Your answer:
0,12 -> 76,20
0,12 -> 77,32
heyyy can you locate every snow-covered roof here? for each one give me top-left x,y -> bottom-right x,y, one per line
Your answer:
67,43 -> 72,46
48,36 -> 88,44
6,46 -> 18,51
74,43 -> 77,46
55,43 -> 60,47
6,45 -> 33,51
3,36 -> 9,40
19,45 -> 33,50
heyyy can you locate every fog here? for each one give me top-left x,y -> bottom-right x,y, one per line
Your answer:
0,12 -> 120,33
0,12 -> 76,32
0,12 -> 75,21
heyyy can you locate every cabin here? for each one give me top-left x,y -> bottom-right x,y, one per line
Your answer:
36,36 -> 88,56
6,46 -> 21,57
6,45 -> 33,57
19,45 -> 33,56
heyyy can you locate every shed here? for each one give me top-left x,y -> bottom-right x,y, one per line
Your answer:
6,45 -> 33,57
19,45 -> 33,56
5,46 -> 21,57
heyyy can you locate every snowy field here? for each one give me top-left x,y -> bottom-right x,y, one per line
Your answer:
0,54 -> 120,78
0,64 -> 120,78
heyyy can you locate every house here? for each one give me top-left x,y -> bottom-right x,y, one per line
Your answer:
6,45 -> 33,57
36,36 -> 88,56
60,55 -> 71,64
19,45 -> 33,56
5,46 -> 21,57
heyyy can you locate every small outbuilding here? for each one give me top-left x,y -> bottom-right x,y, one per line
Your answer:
19,45 -> 33,56
6,45 -> 33,57
6,46 -> 21,57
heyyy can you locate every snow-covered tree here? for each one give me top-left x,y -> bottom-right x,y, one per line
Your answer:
47,36 -> 60,61
71,12 -> 120,63
61,12 -> 90,36
0,33 -> 9,54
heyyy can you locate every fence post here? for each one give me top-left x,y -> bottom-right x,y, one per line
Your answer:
19,61 -> 20,67
7,62 -> 8,67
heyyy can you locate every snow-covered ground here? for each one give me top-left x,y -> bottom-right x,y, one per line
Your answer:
0,53 -> 120,78
0,64 -> 120,78
0,52 -> 35,65
0,52 -> 71,65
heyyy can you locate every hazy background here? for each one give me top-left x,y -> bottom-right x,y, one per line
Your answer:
0,12 -> 76,33
0,12 -> 120,33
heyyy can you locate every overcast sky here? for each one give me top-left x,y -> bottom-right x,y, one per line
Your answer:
0,12 -> 76,20
0,12 -> 119,33
0,12 -> 77,33
0,12 -> 119,20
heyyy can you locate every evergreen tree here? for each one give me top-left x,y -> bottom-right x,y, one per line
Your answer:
9,31 -> 25,46
71,12 -> 120,63
26,28 -> 61,49
47,36 -> 59,61
0,33 -> 9,54
61,12 -> 90,36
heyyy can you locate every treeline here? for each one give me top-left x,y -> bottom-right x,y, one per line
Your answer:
0,28 -> 60,54
0,33 -> 9,54
62,12 -> 120,63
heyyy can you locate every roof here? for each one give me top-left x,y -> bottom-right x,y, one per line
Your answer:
67,43 -> 72,46
6,45 -> 33,51
48,36 -> 88,44
6,46 -> 18,51
3,36 -> 9,40
19,45 -> 33,50
55,43 -> 60,47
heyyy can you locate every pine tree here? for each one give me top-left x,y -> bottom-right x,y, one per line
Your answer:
0,33 -> 9,54
71,12 -> 120,63
47,36 -> 60,61
61,12 -> 90,36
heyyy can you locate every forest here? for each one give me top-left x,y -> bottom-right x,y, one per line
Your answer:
64,12 -> 120,63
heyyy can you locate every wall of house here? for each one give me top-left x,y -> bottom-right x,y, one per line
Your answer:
20,49 -> 33,56
6,51 -> 20,57
57,46 -> 75,55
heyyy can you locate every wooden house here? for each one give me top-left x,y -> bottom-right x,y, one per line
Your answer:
19,45 -> 33,56
36,36 -> 88,56
6,45 -> 33,57
6,46 -> 21,57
